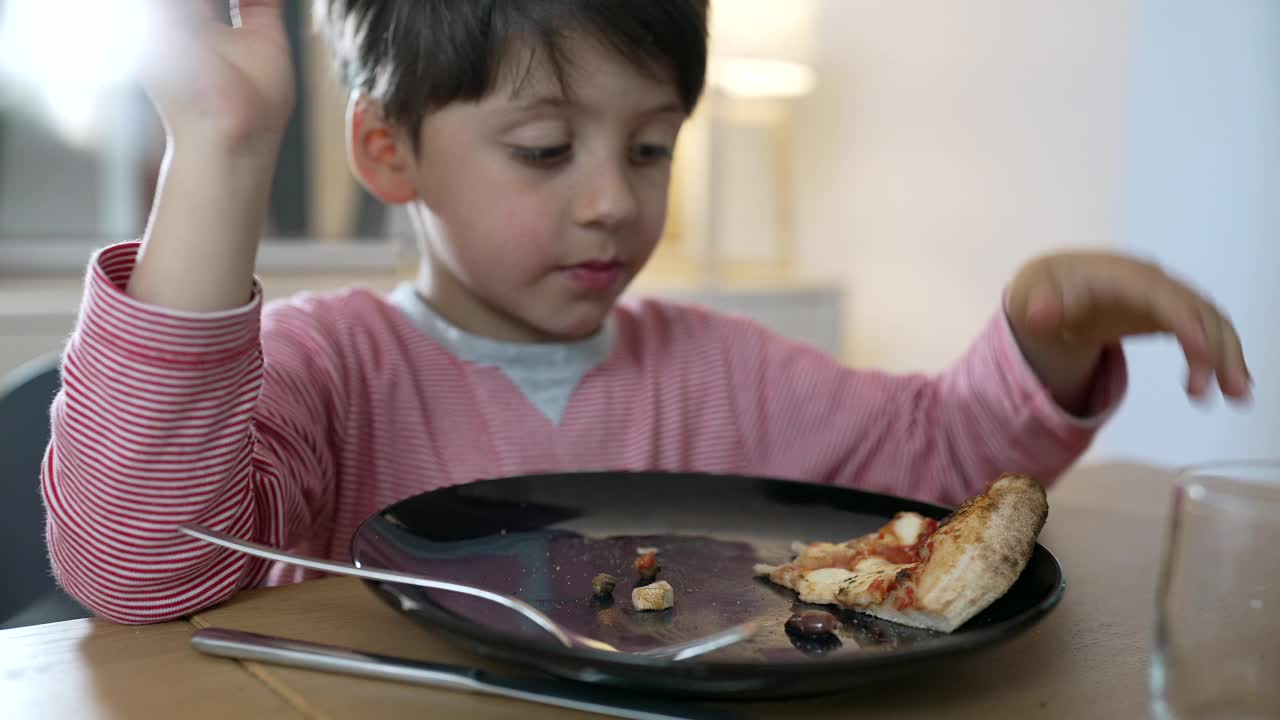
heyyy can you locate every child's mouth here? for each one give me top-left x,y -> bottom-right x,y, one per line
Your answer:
562,261 -> 624,291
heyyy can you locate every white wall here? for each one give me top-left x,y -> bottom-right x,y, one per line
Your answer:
787,0 -> 1278,466
1087,0 -> 1280,464
789,0 -> 1138,371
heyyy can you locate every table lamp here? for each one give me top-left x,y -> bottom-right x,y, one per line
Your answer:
691,0 -> 819,286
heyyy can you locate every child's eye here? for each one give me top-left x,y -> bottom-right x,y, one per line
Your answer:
511,144 -> 572,168
632,144 -> 674,165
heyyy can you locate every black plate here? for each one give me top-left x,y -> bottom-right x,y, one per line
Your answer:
350,471 -> 1065,699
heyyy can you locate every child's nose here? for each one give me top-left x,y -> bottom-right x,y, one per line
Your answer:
574,161 -> 639,229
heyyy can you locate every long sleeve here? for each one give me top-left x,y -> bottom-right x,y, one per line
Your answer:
723,308 -> 1127,506
42,242 -> 339,623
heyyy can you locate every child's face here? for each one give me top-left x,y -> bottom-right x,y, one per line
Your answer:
406,35 -> 686,342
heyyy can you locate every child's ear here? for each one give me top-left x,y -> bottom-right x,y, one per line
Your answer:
346,94 -> 418,204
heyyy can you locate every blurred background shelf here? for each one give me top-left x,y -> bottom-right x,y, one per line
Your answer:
0,266 -> 845,379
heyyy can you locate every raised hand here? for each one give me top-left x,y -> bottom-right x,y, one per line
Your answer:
1005,252 -> 1251,412
126,1 -> 299,310
139,0 -> 296,149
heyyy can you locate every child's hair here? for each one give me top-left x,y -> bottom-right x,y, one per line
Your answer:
313,0 -> 710,136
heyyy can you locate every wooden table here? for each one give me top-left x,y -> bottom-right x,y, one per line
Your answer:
1,462 -> 1175,719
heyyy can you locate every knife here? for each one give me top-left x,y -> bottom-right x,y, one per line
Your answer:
191,627 -> 743,720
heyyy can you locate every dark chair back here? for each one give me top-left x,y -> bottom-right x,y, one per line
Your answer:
0,354 -> 88,627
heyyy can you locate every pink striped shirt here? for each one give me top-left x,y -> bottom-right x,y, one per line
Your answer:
42,242 -> 1126,624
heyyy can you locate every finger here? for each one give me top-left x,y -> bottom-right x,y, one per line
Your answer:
199,0 -> 225,20
1158,281 -> 1211,353
1180,300 -> 1217,398
143,0 -> 217,26
1197,297 -> 1229,391
1210,307 -> 1252,400
136,0 -> 216,90
232,0 -> 285,30
1195,300 -> 1241,396
1136,281 -> 1216,396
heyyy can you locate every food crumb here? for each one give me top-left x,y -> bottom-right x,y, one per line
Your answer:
632,580 -> 674,611
591,573 -> 618,598
634,551 -> 660,580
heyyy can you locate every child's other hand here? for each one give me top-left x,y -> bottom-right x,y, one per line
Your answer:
1005,252 -> 1250,413
140,0 -> 296,150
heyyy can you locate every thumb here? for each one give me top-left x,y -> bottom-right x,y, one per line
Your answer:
1023,283 -> 1065,333
1006,272 -> 1068,340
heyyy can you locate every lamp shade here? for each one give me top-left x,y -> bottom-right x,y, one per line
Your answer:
708,0 -> 818,98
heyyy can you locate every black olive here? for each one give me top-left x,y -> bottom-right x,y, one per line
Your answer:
785,610 -> 841,637
788,630 -> 842,656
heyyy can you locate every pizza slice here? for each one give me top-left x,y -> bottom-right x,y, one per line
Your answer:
754,473 -> 1048,633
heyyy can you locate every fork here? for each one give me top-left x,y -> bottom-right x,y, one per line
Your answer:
178,523 -> 758,662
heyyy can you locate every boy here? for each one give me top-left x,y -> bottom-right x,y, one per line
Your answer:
42,0 -> 1249,624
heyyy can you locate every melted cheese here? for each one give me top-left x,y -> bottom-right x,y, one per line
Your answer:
891,513 -> 927,546
851,556 -> 906,575
794,559 -> 914,605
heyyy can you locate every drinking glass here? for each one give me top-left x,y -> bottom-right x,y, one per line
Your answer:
1150,460 -> 1280,720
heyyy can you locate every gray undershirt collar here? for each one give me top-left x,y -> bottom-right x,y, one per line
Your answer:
387,283 -> 616,424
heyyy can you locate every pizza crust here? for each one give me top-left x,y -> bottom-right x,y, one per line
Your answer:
909,473 -> 1048,631
755,474 -> 1048,633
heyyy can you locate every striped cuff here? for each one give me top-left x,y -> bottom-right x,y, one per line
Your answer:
992,308 -> 1129,432
75,241 -> 263,367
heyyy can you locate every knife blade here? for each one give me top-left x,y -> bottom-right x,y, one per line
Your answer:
191,627 -> 743,720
